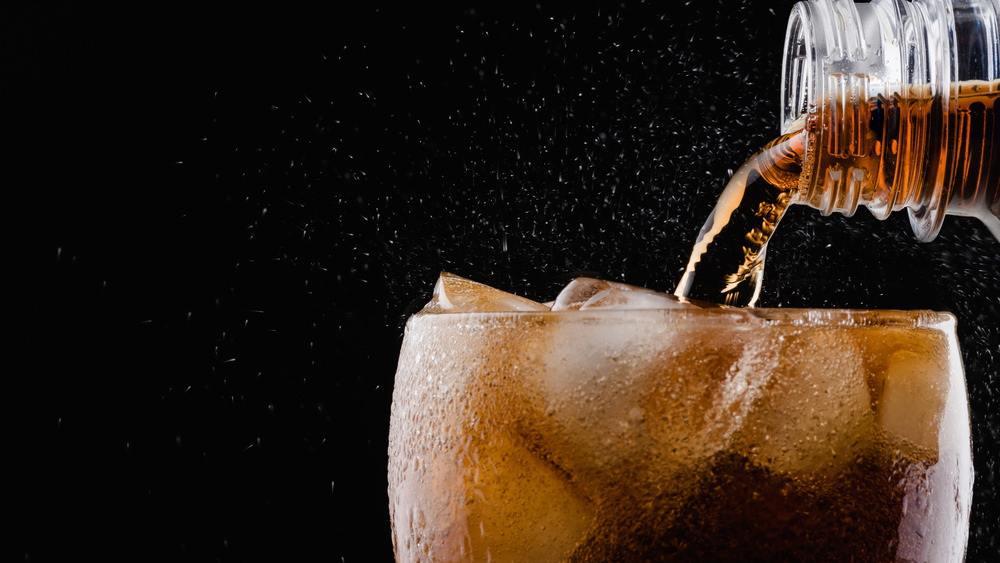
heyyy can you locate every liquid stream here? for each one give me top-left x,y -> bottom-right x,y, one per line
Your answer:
674,130 -> 805,307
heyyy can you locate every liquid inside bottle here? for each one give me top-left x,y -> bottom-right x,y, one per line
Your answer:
801,78 -> 1000,242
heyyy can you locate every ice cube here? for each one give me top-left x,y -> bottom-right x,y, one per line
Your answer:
523,313 -> 761,508
739,328 -> 874,479
420,272 -> 549,313
875,349 -> 949,451
550,277 -> 696,311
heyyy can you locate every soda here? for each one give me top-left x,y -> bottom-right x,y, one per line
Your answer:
387,273 -> 973,562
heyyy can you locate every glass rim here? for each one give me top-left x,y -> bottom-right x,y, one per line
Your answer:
409,307 -> 958,329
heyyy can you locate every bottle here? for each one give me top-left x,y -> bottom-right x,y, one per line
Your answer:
781,0 -> 1000,242
675,0 -> 1000,307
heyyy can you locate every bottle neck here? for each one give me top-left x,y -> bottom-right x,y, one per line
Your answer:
782,0 -> 1000,242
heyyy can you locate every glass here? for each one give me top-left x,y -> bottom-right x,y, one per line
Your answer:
387,274 -> 973,562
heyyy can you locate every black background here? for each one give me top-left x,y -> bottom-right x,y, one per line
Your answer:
8,1 -> 998,561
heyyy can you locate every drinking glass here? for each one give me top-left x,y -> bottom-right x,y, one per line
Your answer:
388,275 -> 973,562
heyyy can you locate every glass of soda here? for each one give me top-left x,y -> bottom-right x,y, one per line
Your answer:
387,273 -> 973,562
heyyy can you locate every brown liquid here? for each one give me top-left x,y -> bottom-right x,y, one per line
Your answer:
568,445 -> 937,562
674,130 -> 806,307
799,79 -> 1000,226
389,302 -> 971,562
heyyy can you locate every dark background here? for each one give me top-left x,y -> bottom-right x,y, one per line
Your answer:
8,1 -> 998,561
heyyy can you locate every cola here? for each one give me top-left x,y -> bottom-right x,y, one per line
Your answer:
387,273 -> 973,562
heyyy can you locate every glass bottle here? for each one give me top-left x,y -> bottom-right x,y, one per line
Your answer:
781,0 -> 1000,242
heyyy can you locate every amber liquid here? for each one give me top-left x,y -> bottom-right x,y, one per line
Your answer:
389,304 -> 968,562
568,446 -> 937,562
677,80 -> 1000,307
673,130 -> 806,307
